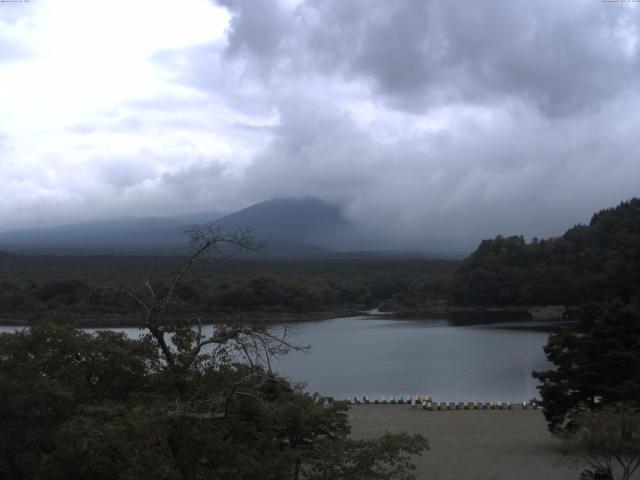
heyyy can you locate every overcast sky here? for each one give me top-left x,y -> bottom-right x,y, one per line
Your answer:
1,0 -> 639,251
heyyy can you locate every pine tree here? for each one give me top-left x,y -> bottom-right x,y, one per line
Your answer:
533,301 -> 640,432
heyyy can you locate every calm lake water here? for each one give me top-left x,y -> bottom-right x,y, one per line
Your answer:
0,314 -> 553,402
273,315 -> 551,402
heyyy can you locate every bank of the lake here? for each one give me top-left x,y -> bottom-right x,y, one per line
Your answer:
0,308 -> 363,328
349,405 -> 580,480
382,304 -> 567,321
0,303 -> 570,328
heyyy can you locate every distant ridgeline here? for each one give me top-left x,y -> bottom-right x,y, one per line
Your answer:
451,197 -> 640,306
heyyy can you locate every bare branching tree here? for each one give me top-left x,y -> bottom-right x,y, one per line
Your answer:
107,225 -> 301,373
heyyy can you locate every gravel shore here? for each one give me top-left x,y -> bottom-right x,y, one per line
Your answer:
349,405 -> 585,480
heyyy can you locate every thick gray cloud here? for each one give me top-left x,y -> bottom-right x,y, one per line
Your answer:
3,0 -> 640,254
220,0 -> 640,115
237,93 -> 640,252
218,0 -> 291,60
183,0 -> 640,251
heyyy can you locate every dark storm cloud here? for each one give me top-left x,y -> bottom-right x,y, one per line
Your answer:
182,0 -> 640,252
219,0 -> 640,116
238,93 -> 640,252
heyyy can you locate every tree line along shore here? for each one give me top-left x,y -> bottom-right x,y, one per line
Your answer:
2,198 -> 639,327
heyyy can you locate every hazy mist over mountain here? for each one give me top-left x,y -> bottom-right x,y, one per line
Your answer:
0,196 -> 463,257
2,1 -> 640,253
0,211 -> 224,251
0,197 -> 360,256
213,197 -> 352,248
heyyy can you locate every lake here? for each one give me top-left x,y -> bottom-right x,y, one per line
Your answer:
273,315 -> 552,402
0,314 -> 553,403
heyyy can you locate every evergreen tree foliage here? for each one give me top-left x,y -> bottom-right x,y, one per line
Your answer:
533,301 -> 640,433
452,197 -> 640,306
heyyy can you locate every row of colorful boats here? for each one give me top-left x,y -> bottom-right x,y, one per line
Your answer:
345,395 -> 540,410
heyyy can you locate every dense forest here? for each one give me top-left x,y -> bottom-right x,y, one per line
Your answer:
0,254 -> 456,324
450,198 -> 640,307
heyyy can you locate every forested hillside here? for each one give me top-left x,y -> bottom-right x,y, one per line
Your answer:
451,198 -> 640,306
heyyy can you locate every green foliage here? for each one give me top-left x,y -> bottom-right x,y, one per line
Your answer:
452,197 -> 640,306
0,322 -> 158,479
533,301 -> 640,433
0,257 -> 457,322
207,275 -> 373,313
0,321 -> 427,479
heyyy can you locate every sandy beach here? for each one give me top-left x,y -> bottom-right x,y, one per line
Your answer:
349,405 -> 586,480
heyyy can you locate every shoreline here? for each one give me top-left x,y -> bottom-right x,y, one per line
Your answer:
0,308 -> 364,328
380,304 -> 567,321
0,305 -> 573,329
348,405 -> 582,480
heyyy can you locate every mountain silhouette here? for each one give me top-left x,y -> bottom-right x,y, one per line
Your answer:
0,197 -> 352,257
